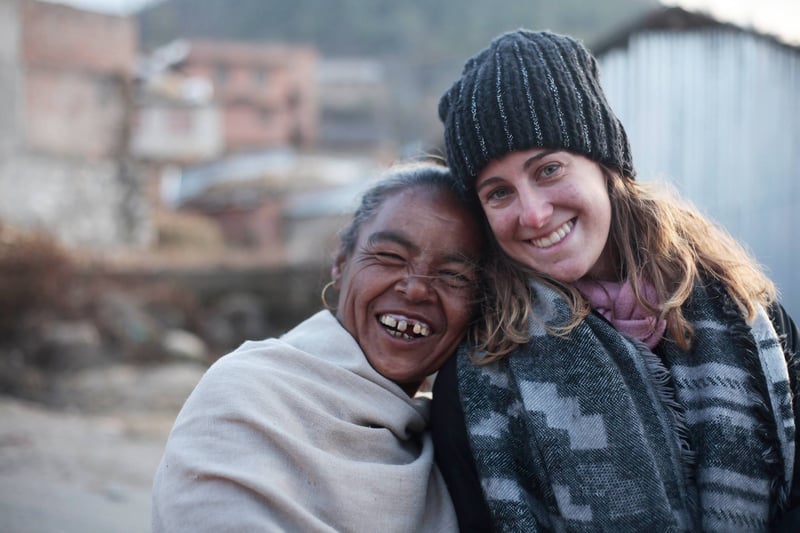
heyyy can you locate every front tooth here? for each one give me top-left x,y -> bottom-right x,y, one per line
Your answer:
397,320 -> 408,332
413,323 -> 422,335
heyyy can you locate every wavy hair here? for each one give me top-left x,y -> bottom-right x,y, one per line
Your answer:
474,167 -> 776,362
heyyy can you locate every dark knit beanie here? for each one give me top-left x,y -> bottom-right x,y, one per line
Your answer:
438,30 -> 634,190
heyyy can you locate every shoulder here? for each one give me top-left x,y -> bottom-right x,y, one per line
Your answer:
768,302 -> 799,352
198,311 -> 348,392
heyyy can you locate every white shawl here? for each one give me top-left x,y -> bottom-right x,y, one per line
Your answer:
152,310 -> 457,532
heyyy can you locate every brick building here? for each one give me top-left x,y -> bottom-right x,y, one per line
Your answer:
20,0 -> 136,159
0,0 -> 151,250
177,40 -> 319,153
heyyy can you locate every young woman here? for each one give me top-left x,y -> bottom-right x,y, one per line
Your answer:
433,29 -> 800,532
152,162 -> 486,532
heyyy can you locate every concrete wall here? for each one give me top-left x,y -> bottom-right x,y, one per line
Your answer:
0,153 -> 151,249
0,0 -> 21,156
132,103 -> 223,162
105,263 -> 330,340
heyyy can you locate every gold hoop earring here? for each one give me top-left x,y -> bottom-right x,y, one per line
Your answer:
321,281 -> 337,311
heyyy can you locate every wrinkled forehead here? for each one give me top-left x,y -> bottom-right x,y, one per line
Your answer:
362,186 -> 483,257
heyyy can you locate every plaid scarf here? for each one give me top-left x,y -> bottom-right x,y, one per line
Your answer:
458,281 -> 795,532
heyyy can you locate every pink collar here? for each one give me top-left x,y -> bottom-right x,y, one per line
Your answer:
574,279 -> 667,349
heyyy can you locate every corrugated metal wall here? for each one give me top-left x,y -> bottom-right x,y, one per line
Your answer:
598,30 -> 800,317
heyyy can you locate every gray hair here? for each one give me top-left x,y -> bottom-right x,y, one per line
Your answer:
337,162 -> 481,257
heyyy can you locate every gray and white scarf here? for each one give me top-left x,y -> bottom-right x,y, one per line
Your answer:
458,280 -> 795,532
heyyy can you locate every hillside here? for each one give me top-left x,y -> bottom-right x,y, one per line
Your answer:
138,0 -> 659,58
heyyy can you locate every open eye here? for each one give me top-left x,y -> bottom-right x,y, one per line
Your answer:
540,162 -> 561,179
484,186 -> 512,204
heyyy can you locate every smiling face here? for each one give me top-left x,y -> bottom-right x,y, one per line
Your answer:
476,148 -> 615,283
333,185 -> 482,395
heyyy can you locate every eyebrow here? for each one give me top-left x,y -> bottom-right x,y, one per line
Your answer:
367,230 -> 416,252
367,231 -> 478,265
523,149 -> 559,170
476,149 -> 560,194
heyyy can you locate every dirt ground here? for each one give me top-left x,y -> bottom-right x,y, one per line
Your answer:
0,362 -> 206,533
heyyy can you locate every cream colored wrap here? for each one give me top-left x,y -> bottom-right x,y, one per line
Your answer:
152,310 -> 456,532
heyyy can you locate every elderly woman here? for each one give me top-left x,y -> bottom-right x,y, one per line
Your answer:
151,162 -> 486,532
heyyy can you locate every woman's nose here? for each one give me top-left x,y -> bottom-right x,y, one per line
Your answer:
396,274 -> 436,302
517,189 -> 552,229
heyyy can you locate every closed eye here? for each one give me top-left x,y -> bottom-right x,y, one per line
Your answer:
373,251 -> 406,265
437,269 -> 475,289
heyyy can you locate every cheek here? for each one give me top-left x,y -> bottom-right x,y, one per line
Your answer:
594,193 -> 612,238
484,210 -> 516,241
444,297 -> 477,336
335,268 -> 369,321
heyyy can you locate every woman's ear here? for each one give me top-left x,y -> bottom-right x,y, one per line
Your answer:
331,250 -> 346,289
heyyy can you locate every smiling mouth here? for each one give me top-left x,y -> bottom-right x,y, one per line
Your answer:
531,219 -> 574,248
378,314 -> 431,339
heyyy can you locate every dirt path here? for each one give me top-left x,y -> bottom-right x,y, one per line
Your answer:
0,362 -> 205,533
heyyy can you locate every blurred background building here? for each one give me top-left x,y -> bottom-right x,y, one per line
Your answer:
1,0 -> 798,366
0,0 -> 149,250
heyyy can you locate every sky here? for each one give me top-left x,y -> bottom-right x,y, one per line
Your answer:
46,0 -> 800,45
661,0 -> 800,44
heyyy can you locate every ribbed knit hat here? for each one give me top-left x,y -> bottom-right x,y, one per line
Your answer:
439,30 -> 634,190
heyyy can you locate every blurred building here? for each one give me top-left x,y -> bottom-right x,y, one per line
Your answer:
131,38 -> 324,258
594,6 -> 800,317
131,38 -> 399,265
0,0 -> 150,249
173,39 -> 319,154
175,150 -> 381,263
282,180 -> 374,265
132,40 -> 223,165
132,39 -> 224,217
317,58 -> 392,151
